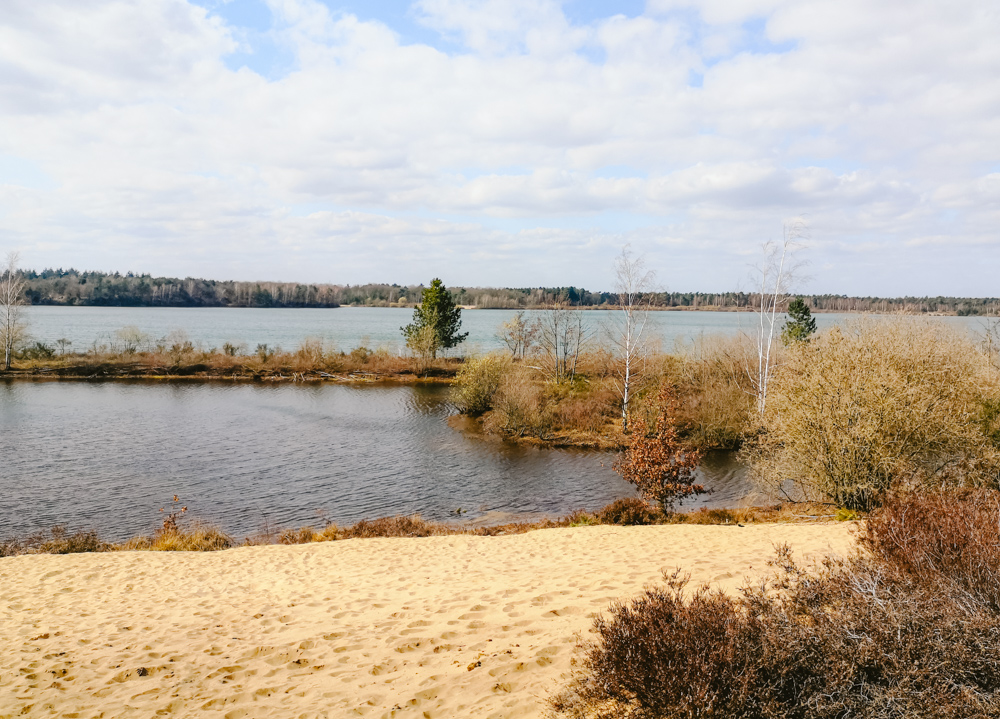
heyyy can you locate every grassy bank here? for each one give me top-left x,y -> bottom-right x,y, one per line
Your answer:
4,343 -> 460,383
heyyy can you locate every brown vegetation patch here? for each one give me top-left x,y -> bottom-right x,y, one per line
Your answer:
555,490 -> 1000,719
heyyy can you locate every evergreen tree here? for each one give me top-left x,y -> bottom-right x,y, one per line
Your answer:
401,278 -> 468,358
782,297 -> 817,344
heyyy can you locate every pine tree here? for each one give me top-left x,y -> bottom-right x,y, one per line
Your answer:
782,297 -> 817,344
401,278 -> 468,358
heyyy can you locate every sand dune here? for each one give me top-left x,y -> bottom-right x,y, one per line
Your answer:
0,524 -> 855,719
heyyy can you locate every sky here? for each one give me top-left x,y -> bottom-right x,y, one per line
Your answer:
0,0 -> 998,295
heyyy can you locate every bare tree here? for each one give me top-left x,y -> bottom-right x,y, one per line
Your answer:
0,251 -> 27,370
747,220 -> 807,417
536,306 -> 587,382
610,245 -> 657,432
497,310 -> 539,359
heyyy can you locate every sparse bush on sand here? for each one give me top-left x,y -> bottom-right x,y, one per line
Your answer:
554,490 -> 1000,719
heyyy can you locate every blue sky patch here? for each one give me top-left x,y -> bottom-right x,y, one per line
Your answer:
0,156 -> 57,190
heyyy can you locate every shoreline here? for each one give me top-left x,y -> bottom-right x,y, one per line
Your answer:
0,523 -> 856,718
21,303 -> 986,315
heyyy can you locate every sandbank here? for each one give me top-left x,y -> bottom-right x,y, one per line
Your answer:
1,523 -> 854,718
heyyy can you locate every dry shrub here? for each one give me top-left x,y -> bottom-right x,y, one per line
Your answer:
483,365 -> 551,437
119,524 -> 235,551
0,527 -> 107,556
675,507 -> 741,525
746,318 -> 1000,511
338,515 -> 441,539
37,527 -> 106,554
290,337 -> 331,370
453,353 -> 513,414
549,381 -> 619,434
597,498 -> 660,525
672,334 -> 756,449
861,489 -> 1000,610
279,526 -> 319,544
279,525 -> 339,544
556,493 -> 1000,719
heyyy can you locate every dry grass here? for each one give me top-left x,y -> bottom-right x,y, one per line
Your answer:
117,524 -> 236,552
555,490 -> 1000,719
0,501 -> 844,557
0,526 -> 107,557
10,339 -> 461,381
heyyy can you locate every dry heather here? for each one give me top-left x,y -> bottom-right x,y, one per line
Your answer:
555,490 -> 1000,719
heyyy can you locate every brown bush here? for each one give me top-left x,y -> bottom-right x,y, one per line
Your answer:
453,353 -> 513,414
338,515 -> 442,539
861,489 -> 1000,610
614,385 -> 705,513
37,527 -> 106,554
556,492 -> 1000,719
483,365 -> 552,437
549,382 -> 619,434
671,334 -> 756,450
597,498 -> 660,525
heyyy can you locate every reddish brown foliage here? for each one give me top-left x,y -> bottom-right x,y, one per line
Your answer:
861,489 -> 1000,610
556,491 -> 1000,719
613,385 -> 705,512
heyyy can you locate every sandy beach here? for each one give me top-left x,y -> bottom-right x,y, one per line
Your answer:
1,524 -> 855,719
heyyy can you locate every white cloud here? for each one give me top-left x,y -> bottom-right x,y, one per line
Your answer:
0,0 -> 997,294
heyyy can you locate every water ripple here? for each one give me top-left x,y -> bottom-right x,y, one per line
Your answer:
0,381 -> 752,541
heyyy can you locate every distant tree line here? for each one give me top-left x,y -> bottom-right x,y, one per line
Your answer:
12,269 -> 1000,314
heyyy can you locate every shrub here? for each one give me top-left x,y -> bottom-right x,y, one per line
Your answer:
255,343 -> 275,362
453,353 -> 512,414
120,525 -> 235,551
745,318 -> 1000,511
483,366 -> 551,437
37,526 -> 106,554
613,384 -> 705,513
555,493 -> 1000,719
671,334 -> 756,449
548,382 -> 619,434
17,341 -> 56,360
597,498 -> 660,525
339,515 -> 439,539
860,489 -> 1000,610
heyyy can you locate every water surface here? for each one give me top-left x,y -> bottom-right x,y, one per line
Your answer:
0,381 -> 751,541
24,306 -> 985,355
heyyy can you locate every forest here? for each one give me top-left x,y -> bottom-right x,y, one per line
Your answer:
15,268 -> 1000,314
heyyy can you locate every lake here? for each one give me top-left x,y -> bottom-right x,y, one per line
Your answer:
21,306 -> 989,356
0,381 -> 753,541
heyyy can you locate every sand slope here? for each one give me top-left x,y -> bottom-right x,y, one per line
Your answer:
0,524 -> 854,719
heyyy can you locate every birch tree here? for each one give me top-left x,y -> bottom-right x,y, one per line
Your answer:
747,220 -> 806,417
611,245 -> 656,432
0,251 -> 27,370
